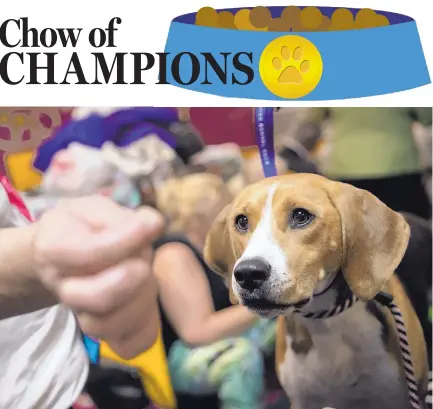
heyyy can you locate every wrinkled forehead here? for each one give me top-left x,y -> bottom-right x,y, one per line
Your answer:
231,180 -> 331,216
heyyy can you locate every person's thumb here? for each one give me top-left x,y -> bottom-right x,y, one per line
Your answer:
134,206 -> 165,243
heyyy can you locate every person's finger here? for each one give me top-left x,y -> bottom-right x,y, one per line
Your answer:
135,206 -> 165,250
135,206 -> 164,228
57,258 -> 154,315
76,207 -> 163,270
36,206 -> 163,275
60,196 -> 133,229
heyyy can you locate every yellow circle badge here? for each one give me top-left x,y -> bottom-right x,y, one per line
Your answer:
259,35 -> 323,99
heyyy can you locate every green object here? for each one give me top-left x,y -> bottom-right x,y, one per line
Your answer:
308,107 -> 432,180
167,318 -> 276,409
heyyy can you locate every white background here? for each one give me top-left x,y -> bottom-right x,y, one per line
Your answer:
0,0 -> 432,106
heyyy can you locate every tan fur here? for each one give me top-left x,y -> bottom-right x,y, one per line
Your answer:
157,173 -> 232,233
284,314 -> 314,354
324,181 -> 410,300
275,316 -> 288,368
225,173 -> 247,197
203,204 -> 239,304
383,275 -> 429,391
176,107 -> 190,122
204,173 -> 427,401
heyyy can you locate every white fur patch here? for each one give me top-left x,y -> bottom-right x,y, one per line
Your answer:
233,183 -> 290,297
278,305 -> 406,409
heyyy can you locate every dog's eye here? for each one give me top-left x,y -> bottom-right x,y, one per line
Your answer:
290,208 -> 314,228
235,214 -> 249,233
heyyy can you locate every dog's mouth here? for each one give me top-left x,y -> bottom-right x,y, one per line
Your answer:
243,298 -> 290,309
241,298 -> 293,316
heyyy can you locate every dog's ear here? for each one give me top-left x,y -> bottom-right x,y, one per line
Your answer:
204,204 -> 239,304
327,182 -> 410,300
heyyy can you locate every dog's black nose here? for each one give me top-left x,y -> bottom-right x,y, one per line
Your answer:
234,259 -> 270,291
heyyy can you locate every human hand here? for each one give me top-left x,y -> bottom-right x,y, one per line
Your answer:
32,196 -> 164,358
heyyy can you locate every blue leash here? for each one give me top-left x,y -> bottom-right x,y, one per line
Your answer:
254,108 -> 277,178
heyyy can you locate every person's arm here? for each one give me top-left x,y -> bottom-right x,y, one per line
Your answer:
0,225 -> 57,319
0,222 -> 160,358
153,242 -> 258,347
0,192 -> 163,359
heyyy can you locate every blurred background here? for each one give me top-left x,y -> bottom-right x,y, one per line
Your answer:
0,107 -> 431,409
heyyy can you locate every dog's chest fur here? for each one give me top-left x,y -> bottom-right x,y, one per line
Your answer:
278,303 -> 409,409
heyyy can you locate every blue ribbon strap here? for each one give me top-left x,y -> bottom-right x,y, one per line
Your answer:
255,108 -> 277,178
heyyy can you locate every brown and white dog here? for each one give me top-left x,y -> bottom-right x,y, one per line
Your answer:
204,173 -> 428,409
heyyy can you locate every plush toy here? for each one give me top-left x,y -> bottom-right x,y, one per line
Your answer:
34,107 -> 204,173
22,142 -> 143,219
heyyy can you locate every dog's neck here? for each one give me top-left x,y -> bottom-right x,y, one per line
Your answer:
297,270 -> 353,315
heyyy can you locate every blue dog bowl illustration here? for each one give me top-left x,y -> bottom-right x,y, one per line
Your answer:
164,6 -> 431,100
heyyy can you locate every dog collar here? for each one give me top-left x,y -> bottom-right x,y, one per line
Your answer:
294,293 -> 358,319
292,271 -> 358,318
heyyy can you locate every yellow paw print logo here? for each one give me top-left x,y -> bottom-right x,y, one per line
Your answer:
259,35 -> 323,99
272,46 -> 310,84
